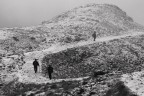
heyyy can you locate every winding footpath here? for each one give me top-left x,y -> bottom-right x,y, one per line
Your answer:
15,31 -> 144,84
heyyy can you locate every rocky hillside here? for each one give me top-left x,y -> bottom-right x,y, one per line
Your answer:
41,34 -> 144,79
1,3 -> 144,96
41,4 -> 144,42
0,4 -> 144,56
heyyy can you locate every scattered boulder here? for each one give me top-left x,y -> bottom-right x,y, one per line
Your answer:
89,91 -> 96,96
105,81 -> 137,96
77,88 -> 85,95
92,71 -> 108,78
82,81 -> 88,85
121,71 -> 144,96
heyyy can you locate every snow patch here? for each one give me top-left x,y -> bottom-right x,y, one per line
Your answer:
0,30 -> 13,40
122,70 -> 144,96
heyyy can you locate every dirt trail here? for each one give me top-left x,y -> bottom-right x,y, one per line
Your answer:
25,31 -> 144,60
16,31 -> 144,84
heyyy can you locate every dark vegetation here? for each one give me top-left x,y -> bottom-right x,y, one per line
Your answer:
0,70 -> 123,96
12,36 -> 19,41
30,37 -> 36,41
1,79 -> 81,96
105,81 -> 138,96
1,71 -> 137,96
42,35 -> 144,79
92,71 -> 108,78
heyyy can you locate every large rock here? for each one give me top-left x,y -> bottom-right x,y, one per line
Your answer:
105,70 -> 144,96
121,71 -> 144,96
104,70 -> 144,96
105,81 -> 137,96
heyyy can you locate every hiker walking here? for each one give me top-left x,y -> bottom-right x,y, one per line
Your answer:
33,59 -> 39,73
47,65 -> 53,80
92,31 -> 96,41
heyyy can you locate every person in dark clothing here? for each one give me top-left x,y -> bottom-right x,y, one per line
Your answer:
47,65 -> 53,80
33,59 -> 39,73
92,31 -> 96,41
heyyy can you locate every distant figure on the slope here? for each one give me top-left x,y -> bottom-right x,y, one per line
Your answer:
92,31 -> 96,41
47,65 -> 53,80
33,59 -> 39,73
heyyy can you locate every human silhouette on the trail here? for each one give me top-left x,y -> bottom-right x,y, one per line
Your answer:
47,65 -> 53,80
33,59 -> 39,73
92,31 -> 96,41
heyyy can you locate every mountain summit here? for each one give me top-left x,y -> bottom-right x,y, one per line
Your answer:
40,4 -> 144,46
42,3 -> 144,33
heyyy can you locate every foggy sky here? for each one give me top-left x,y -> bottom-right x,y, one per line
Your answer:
0,0 -> 143,28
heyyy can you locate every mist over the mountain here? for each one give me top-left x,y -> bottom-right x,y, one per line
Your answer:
0,0 -> 144,28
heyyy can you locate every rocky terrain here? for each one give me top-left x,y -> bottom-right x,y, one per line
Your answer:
0,3 -> 144,96
42,32 -> 144,79
0,4 -> 144,56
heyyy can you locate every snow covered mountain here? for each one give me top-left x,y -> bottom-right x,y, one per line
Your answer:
1,3 -> 144,96
0,4 -> 144,56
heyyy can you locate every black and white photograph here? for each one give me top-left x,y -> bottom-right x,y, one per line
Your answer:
0,0 -> 144,96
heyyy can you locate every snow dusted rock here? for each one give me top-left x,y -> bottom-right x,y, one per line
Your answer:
0,30 -> 13,40
1,57 -> 15,72
0,54 -> 25,73
0,63 -> 4,69
105,71 -> 144,96
121,71 -> 144,96
2,57 -> 15,65
2,73 -> 17,83
105,81 -> 137,96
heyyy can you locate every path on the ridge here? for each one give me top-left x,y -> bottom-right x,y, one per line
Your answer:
17,31 -> 144,84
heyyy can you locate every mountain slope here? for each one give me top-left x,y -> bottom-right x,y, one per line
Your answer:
42,32 -> 144,79
10,32 -> 143,84
42,4 -> 144,36
1,31 -> 143,96
0,4 -> 144,56
1,3 -> 144,96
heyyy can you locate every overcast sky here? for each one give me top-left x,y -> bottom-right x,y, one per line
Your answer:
0,0 -> 143,28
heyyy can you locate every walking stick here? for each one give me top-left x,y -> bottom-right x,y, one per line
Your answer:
39,66 -> 40,73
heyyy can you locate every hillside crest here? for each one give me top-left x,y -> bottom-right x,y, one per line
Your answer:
0,3 -> 144,55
